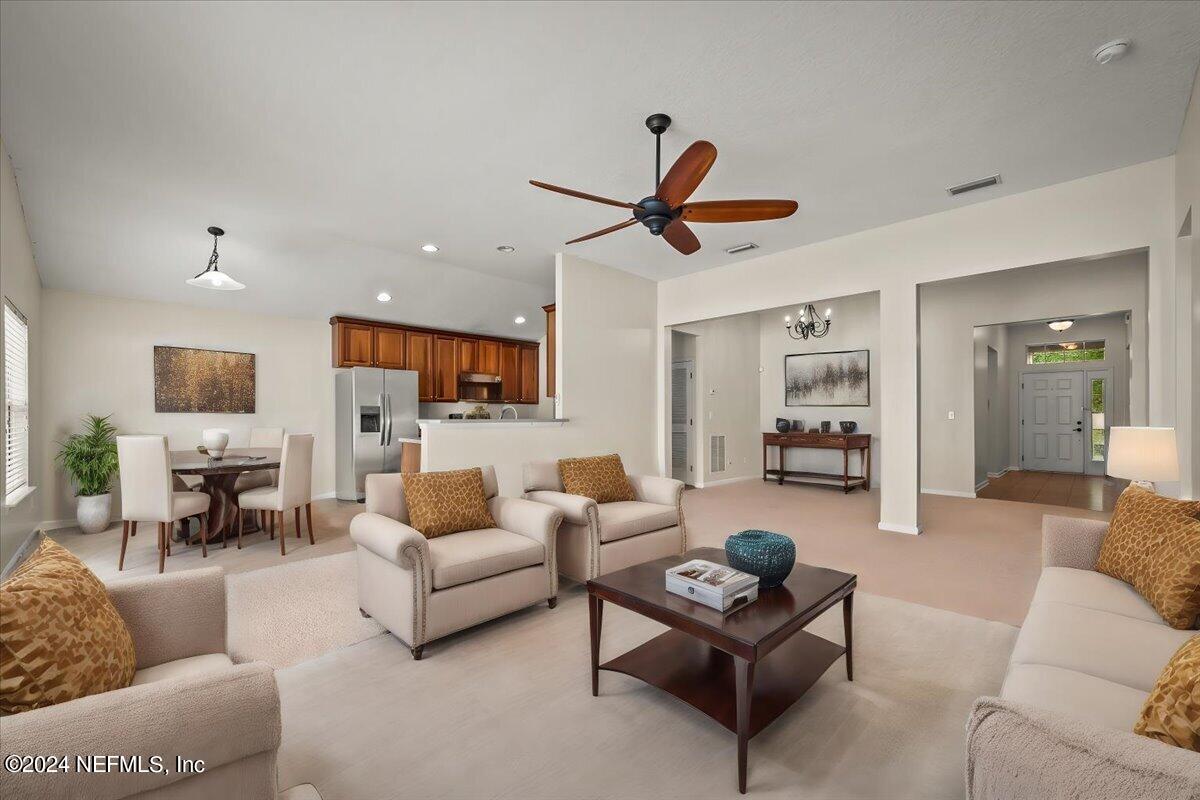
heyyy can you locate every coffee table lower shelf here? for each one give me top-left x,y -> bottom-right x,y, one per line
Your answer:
600,627 -> 845,739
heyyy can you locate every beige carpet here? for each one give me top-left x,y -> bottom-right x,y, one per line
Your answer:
227,552 -> 383,668
255,554 -> 1017,799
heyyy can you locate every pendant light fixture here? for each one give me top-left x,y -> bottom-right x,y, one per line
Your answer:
187,227 -> 245,291
783,303 -> 832,340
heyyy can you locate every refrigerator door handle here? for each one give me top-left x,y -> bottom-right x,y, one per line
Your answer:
385,393 -> 393,446
379,393 -> 387,446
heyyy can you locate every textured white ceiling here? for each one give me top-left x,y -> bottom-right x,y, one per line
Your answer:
2,1 -> 1197,335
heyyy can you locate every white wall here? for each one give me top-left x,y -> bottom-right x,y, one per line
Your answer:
39,289 -> 335,523
920,253 -> 1147,495
657,158 -> 1178,531
972,325 -> 1009,487
672,313 -> 761,485
1,140 -> 42,566
758,292 -> 880,486
422,254 -> 658,496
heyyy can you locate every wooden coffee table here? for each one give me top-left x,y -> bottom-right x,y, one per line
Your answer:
587,547 -> 856,794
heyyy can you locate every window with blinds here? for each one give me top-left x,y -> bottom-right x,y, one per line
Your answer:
5,300 -> 30,503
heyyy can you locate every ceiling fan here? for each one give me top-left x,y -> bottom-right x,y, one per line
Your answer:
530,113 -> 797,255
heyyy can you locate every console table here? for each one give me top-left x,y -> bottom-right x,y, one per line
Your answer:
762,432 -> 871,493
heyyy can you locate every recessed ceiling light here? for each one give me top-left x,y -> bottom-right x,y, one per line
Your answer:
376,292 -> 391,303
1093,39 -> 1130,65
421,243 -> 439,253
1047,319 -> 1074,332
497,245 -> 516,253
514,316 -> 526,325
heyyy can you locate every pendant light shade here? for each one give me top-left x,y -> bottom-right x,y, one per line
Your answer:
187,227 -> 245,291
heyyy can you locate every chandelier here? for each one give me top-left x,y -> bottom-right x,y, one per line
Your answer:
784,303 -> 832,340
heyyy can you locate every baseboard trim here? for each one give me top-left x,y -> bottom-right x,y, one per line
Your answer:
878,521 -> 922,535
1,528 -> 43,578
974,479 -> 989,492
312,491 -> 338,501
695,475 -> 757,489
986,468 -> 1011,479
39,518 -> 78,532
921,488 -> 977,499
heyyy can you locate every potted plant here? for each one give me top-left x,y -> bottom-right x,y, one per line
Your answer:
56,414 -> 119,534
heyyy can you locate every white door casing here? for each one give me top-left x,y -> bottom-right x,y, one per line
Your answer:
1021,370 -> 1085,473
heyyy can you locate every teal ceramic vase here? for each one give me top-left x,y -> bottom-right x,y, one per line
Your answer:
724,530 -> 795,588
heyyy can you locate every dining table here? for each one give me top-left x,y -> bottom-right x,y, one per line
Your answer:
170,447 -> 281,544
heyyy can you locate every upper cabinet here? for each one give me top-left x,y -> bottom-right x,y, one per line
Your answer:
543,303 -> 555,399
330,316 -> 540,403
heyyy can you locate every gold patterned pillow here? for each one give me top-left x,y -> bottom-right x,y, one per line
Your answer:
1096,485 -> 1200,629
402,467 -> 496,538
558,454 -> 635,504
1135,635 -> 1200,750
1,537 -> 136,713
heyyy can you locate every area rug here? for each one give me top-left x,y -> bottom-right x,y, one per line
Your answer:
226,551 -> 383,667
271,573 -> 1018,800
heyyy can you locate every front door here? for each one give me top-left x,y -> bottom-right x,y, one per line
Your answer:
1021,370 -> 1085,473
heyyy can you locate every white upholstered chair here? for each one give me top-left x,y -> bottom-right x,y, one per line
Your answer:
522,460 -> 686,582
236,433 -> 314,554
234,427 -> 284,494
116,435 -> 211,573
349,467 -> 563,660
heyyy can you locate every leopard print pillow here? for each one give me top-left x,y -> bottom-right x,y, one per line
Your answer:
402,467 -> 496,539
1135,635 -> 1200,750
1,537 -> 136,713
1096,485 -> 1200,629
558,454 -> 636,504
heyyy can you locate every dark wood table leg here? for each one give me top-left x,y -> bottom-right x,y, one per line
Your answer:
864,445 -> 871,492
778,445 -> 786,485
588,592 -> 603,696
843,591 -> 854,681
843,449 -> 850,493
735,656 -> 756,794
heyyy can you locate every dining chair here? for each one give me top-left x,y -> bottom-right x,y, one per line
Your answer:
116,435 -> 211,573
235,427 -> 285,527
236,433 -> 314,554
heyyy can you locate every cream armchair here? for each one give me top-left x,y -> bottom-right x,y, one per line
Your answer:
349,466 -> 563,660
522,461 -> 686,582
0,567 -> 280,800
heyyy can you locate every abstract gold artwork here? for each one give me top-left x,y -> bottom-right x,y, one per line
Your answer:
153,346 -> 255,413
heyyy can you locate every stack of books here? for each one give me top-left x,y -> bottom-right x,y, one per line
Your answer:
665,559 -> 759,612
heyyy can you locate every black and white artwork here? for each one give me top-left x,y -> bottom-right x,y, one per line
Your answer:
784,350 -> 869,407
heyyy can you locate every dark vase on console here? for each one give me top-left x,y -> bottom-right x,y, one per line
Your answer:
775,418 -> 791,433
820,421 -> 831,433
725,530 -> 795,588
839,421 -> 857,433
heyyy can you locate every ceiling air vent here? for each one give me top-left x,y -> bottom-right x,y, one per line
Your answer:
946,174 -> 1001,196
725,242 -> 758,255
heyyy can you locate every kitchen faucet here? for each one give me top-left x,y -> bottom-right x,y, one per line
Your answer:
500,405 -> 518,420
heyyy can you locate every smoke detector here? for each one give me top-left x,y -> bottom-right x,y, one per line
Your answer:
1093,39 -> 1130,65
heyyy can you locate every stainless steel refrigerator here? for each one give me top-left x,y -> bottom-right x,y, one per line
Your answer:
335,367 -> 420,501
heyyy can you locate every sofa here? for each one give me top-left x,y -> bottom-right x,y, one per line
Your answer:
966,515 -> 1200,799
350,467 -> 563,659
0,567 -> 281,800
522,461 -> 685,582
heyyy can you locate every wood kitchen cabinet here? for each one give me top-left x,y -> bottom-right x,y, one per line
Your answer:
476,339 -> 500,375
406,332 -> 435,401
543,303 -> 555,398
519,345 -> 538,403
434,336 -> 457,401
499,343 -> 520,403
336,322 -> 374,367
456,338 -> 476,373
374,328 -> 405,369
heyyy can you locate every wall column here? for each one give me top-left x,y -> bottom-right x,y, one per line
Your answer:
878,279 -> 921,533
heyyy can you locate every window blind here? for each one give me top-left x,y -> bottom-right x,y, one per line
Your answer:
5,301 -> 30,500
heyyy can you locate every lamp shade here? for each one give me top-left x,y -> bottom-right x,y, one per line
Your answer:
1106,427 -> 1179,482
186,269 -> 245,291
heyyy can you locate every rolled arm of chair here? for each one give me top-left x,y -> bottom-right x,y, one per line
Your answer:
350,512 -> 430,572
106,567 -> 226,671
524,490 -> 598,526
490,496 -> 564,550
0,662 -> 280,800
1041,515 -> 1110,570
628,474 -> 685,507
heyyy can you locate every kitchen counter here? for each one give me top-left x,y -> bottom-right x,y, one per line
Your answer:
418,418 -> 568,428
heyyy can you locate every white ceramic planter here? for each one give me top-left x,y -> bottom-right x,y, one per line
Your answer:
202,428 -> 230,459
77,493 -> 112,534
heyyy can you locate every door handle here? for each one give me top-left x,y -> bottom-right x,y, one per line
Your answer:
1073,427 -> 1083,433
379,394 -> 386,446
385,394 -> 393,446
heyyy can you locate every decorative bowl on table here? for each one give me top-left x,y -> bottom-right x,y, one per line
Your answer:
839,421 -> 858,433
724,530 -> 796,588
775,418 -> 791,433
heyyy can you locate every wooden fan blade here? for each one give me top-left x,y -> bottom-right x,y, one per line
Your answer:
565,218 -> 638,245
530,180 -> 639,210
662,218 -> 701,255
655,141 -> 717,208
680,199 -> 798,223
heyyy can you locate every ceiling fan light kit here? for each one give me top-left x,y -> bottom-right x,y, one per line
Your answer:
530,113 -> 798,255
186,226 -> 245,291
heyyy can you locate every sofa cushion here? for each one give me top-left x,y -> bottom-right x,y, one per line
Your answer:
597,501 -> 679,543
1012,601 -> 1193,693
132,653 -> 234,686
1096,484 -> 1200,629
1136,635 -> 1200,751
0,537 -> 136,713
1033,567 -> 1166,625
428,528 -> 544,590
1001,663 -> 1151,732
558,454 -> 635,504
402,467 -> 497,539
